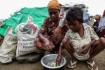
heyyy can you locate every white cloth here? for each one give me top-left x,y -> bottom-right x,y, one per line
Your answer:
0,27 -> 17,63
65,23 -> 99,61
15,22 -> 40,57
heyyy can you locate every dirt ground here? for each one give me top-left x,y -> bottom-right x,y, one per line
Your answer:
0,49 -> 105,70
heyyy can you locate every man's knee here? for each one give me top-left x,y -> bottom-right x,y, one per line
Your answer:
100,37 -> 105,42
62,38 -> 72,49
99,37 -> 105,46
62,38 -> 68,45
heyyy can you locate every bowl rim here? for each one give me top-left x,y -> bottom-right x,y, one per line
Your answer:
41,54 -> 66,69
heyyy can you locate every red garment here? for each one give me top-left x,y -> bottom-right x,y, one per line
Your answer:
103,10 -> 105,17
97,29 -> 105,38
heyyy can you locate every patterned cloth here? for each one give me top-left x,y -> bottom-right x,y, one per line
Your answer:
65,23 -> 99,60
40,17 -> 68,51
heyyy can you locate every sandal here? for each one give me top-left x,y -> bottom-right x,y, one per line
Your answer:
67,59 -> 77,69
86,60 -> 98,70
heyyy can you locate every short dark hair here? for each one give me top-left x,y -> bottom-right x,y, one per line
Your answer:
66,7 -> 83,23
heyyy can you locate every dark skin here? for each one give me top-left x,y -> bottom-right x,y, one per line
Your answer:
62,19 -> 105,69
48,9 -> 60,21
56,45 -> 62,66
38,9 -> 60,51
38,9 -> 63,65
54,26 -> 63,65
67,20 -> 95,54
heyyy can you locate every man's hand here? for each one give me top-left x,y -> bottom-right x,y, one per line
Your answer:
81,44 -> 90,54
56,55 -> 61,66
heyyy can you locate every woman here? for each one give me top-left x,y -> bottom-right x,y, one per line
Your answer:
34,0 -> 68,64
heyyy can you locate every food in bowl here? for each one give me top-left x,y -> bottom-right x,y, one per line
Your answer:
46,58 -> 64,67
41,54 -> 66,69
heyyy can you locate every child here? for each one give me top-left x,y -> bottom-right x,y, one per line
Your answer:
62,7 -> 105,70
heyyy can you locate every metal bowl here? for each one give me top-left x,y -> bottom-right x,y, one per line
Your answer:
41,54 -> 66,69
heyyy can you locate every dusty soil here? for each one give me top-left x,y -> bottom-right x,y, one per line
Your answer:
0,49 -> 105,70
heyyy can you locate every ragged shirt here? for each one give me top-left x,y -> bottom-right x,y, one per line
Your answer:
65,23 -> 99,61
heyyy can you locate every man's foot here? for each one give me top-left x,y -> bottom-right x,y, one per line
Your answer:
86,60 -> 98,70
67,58 -> 78,69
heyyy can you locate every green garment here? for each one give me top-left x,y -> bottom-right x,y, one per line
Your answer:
0,7 -> 49,36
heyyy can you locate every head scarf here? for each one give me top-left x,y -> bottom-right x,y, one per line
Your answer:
47,0 -> 60,10
103,10 -> 105,17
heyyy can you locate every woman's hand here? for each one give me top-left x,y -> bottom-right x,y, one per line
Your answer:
54,27 -> 62,37
44,38 -> 52,51
53,27 -> 62,44
44,38 -> 55,51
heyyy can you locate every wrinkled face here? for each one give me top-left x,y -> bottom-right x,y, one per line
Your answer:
48,9 -> 59,21
67,20 -> 82,32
